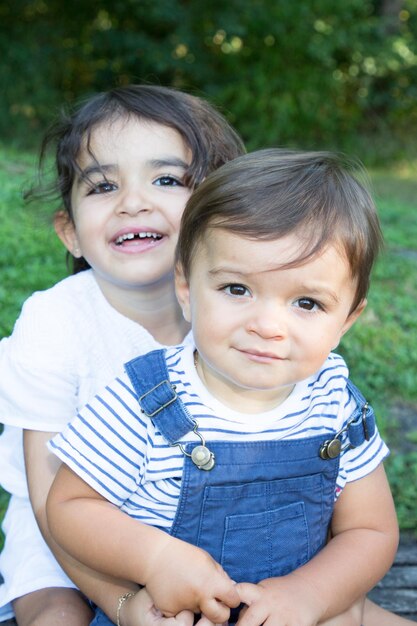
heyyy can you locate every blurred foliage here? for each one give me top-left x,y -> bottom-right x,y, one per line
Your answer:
386,451 -> 417,532
2,0 -> 417,162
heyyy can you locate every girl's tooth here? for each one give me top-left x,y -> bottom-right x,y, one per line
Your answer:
115,232 -> 161,243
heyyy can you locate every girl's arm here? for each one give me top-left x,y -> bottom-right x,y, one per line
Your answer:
24,429 -> 141,622
236,463 -> 399,626
24,431 -> 215,626
45,458 -> 240,622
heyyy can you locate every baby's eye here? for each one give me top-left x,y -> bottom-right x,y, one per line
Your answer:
87,181 -> 117,195
223,284 -> 251,297
154,175 -> 184,187
294,298 -> 321,312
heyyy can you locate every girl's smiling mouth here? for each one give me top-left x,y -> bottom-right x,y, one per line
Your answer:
111,228 -> 164,250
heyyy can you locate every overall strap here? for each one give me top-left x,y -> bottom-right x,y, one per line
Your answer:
124,349 -> 195,444
320,379 -> 376,460
345,379 -> 376,447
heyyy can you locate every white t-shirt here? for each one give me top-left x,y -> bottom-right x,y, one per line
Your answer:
50,343 -> 389,531
0,269 -> 165,497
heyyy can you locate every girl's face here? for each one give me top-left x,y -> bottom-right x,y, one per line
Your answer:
58,117 -> 192,300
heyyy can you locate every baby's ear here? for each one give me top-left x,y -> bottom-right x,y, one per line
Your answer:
54,211 -> 82,258
175,263 -> 191,323
340,298 -> 367,338
332,299 -> 367,351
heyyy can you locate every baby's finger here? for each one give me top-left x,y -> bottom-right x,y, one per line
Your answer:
215,580 -> 240,609
200,598 -> 231,624
171,610 -> 195,626
233,584 -> 266,626
234,583 -> 261,606
234,602 -> 268,626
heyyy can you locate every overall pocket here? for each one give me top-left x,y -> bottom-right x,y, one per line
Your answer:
197,474 -> 323,583
220,500 -> 309,582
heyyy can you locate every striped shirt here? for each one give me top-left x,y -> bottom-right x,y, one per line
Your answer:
49,344 -> 388,530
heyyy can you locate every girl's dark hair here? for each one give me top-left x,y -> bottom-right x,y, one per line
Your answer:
32,84 -> 245,273
177,149 -> 383,313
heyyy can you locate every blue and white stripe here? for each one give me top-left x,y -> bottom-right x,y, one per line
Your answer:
49,344 -> 388,529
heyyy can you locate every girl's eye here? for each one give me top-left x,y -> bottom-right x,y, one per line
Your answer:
154,175 -> 184,187
223,284 -> 251,297
87,181 -> 117,195
295,298 -> 321,312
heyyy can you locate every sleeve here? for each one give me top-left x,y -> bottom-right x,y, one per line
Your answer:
48,375 -> 148,507
0,293 -> 79,432
335,386 -> 389,498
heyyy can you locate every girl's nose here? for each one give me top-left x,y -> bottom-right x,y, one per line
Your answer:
117,188 -> 154,216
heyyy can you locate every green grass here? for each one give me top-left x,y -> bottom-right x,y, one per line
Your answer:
340,169 -> 417,408
0,148 -> 416,541
339,165 -> 417,533
0,149 -> 67,337
341,166 -> 417,411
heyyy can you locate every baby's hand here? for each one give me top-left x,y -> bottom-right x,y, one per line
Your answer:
235,574 -> 325,626
144,536 -> 240,622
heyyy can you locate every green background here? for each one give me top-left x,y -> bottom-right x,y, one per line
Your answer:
1,0 -> 416,541
2,0 -> 417,162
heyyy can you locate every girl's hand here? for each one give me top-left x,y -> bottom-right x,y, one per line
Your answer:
121,587 -> 194,626
196,617 -> 228,626
121,587 -> 229,626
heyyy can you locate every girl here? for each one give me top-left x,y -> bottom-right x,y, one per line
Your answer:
0,84 -> 245,626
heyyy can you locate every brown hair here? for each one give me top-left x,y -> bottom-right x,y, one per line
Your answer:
30,84 -> 245,273
176,149 -> 383,312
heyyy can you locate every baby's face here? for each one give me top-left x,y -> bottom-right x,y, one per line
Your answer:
176,228 -> 365,413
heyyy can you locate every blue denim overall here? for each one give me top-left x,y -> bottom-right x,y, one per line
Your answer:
91,349 -> 375,625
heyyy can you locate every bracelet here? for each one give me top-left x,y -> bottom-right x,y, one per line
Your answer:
116,591 -> 137,626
